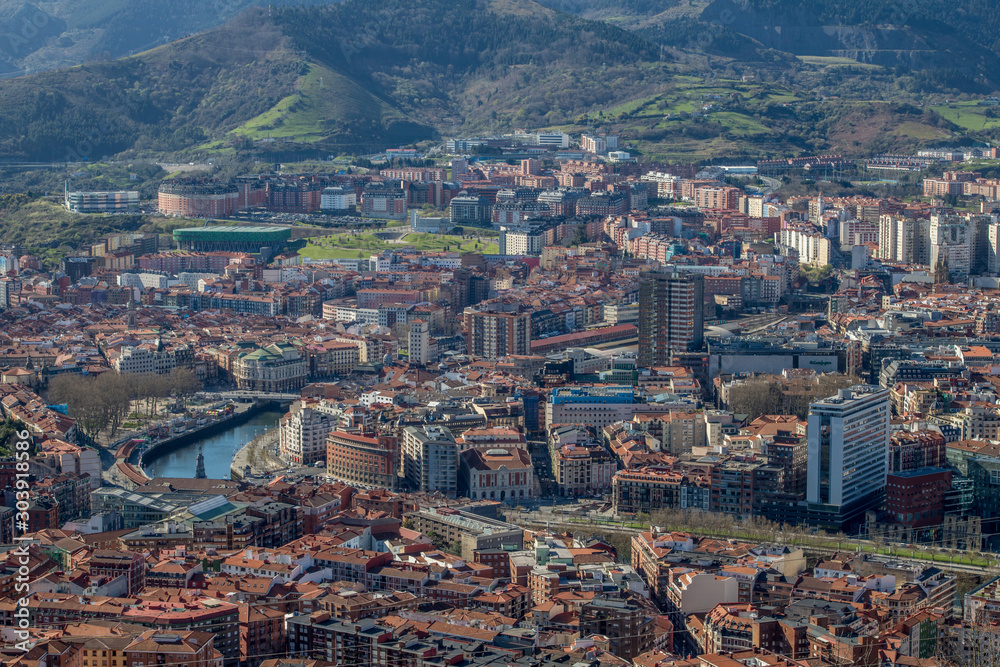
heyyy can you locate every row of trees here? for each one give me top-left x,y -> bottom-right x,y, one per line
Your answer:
48,368 -> 201,441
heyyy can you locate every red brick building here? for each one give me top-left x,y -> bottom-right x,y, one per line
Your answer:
694,186 -> 741,210
89,549 -> 146,595
26,497 -> 59,533
886,467 -> 952,529
327,431 -> 397,491
159,180 -> 241,218
267,181 -> 322,213
889,430 -> 946,473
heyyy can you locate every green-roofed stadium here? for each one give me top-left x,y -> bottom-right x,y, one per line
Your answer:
172,225 -> 292,253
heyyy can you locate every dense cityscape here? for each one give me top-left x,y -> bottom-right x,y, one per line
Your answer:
2,127 -> 1000,667
4,1 -> 1000,666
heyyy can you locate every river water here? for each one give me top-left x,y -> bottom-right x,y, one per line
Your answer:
142,410 -> 283,480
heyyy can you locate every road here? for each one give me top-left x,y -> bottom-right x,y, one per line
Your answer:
759,176 -> 782,196
214,390 -> 301,402
507,508 -> 1000,576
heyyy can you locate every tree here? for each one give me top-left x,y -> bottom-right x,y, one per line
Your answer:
0,418 -> 32,457
727,373 -> 861,420
94,372 -> 131,438
167,367 -> 201,402
48,374 -> 108,439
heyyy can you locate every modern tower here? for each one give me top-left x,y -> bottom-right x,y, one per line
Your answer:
637,271 -> 704,368
806,385 -> 890,530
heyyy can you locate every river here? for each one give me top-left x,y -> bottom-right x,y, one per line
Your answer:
142,410 -> 283,480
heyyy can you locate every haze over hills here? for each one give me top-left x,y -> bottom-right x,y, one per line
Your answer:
0,0 -> 331,76
537,0 -> 1000,92
0,0 -> 665,159
0,0 -> 997,162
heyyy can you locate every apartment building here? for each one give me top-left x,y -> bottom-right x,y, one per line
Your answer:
279,400 -> 337,465
878,215 -> 930,264
463,305 -> 532,358
694,186 -> 741,210
779,227 -> 832,267
638,271 -> 704,366
402,425 -> 460,496
327,430 -> 398,491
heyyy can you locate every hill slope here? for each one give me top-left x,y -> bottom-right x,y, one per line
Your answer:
0,0 -> 332,76
537,0 -> 1000,91
0,0 -> 667,159
0,0 -> 995,163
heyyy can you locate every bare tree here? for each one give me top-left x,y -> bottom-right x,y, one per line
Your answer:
94,372 -> 131,438
167,367 -> 201,403
48,374 -> 108,439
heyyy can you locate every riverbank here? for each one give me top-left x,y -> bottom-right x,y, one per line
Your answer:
137,401 -> 262,469
230,428 -> 283,480
102,400 -> 270,488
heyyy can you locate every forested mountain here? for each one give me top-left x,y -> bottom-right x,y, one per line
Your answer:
0,0 -> 997,162
536,0 -> 1000,91
0,0 -> 329,76
0,0 -> 667,159
0,11 -> 302,159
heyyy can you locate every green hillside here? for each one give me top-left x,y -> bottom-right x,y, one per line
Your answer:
0,0 -> 331,76
0,0 -> 664,159
0,194 -> 198,266
227,62 -> 409,145
537,0 -> 1000,91
0,11 -> 302,159
0,0 -> 995,163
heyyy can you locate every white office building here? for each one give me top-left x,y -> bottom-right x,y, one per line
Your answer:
536,132 -> 571,148
779,227 -> 832,267
878,215 -> 930,264
806,385 -> 890,528
402,425 -> 459,496
929,213 -> 972,280
320,187 -> 357,211
408,319 -> 430,366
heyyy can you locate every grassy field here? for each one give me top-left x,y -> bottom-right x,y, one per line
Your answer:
560,77 -> 808,160
894,121 -> 951,141
301,232 -> 498,259
930,102 -> 1000,132
796,55 -> 882,69
229,62 -> 404,143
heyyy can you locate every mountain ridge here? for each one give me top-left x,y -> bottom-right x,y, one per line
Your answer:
0,0 -> 995,162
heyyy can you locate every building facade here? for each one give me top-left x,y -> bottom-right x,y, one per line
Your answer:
327,430 -> 398,491
279,401 -> 337,465
401,425 -> 459,496
806,386 -> 891,530
638,272 -> 704,367
233,343 -> 308,392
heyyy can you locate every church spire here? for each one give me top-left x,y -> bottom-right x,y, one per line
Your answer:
195,452 -> 207,479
